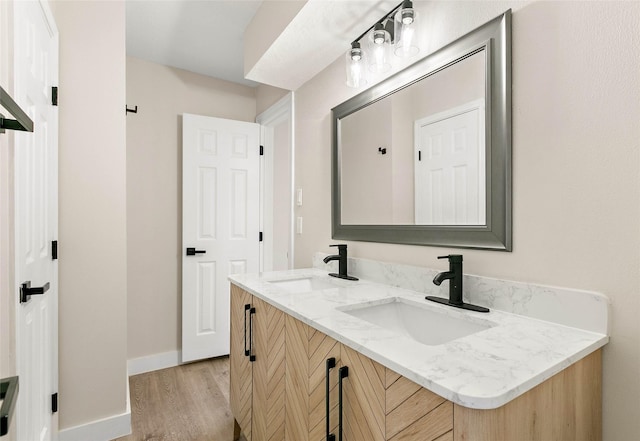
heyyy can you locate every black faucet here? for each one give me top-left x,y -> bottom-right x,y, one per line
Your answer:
323,244 -> 358,281
426,255 -> 489,313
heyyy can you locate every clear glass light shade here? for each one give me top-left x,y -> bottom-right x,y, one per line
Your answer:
394,7 -> 419,57
367,28 -> 392,73
345,47 -> 367,88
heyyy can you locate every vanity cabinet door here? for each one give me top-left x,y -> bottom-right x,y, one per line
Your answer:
308,322 -> 341,441
286,318 -> 453,441
230,284 -> 254,441
251,297 -> 286,441
339,343 -> 453,441
284,314 -> 342,441
284,315 -> 310,441
340,344 -> 386,441
384,370 -> 453,441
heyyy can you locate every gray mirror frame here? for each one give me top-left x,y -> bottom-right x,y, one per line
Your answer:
331,10 -> 512,251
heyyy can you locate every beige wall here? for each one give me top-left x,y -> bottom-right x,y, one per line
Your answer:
341,98 -> 393,224
51,0 -> 128,429
272,119 -> 292,270
126,57 -> 256,360
256,83 -> 289,116
294,2 -> 640,440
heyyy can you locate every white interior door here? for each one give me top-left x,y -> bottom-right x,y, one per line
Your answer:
414,100 -> 485,225
14,1 -> 59,440
182,114 -> 260,363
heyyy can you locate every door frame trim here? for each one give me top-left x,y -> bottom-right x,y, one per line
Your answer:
256,92 -> 295,271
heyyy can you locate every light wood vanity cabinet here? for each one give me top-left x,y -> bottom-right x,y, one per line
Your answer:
230,285 -> 286,441
287,318 -> 452,441
230,285 -> 602,441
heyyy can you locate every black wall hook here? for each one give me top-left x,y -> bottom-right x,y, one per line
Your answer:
378,147 -> 387,155
125,105 -> 138,114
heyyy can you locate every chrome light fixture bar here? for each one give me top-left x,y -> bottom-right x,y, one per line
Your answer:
345,0 -> 419,88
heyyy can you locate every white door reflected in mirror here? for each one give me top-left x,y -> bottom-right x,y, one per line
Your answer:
415,100 -> 485,225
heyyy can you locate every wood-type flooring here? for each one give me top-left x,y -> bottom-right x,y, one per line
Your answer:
114,356 -> 246,441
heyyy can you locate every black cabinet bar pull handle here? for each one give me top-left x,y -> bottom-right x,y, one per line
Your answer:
186,247 -> 206,256
244,304 -> 251,356
338,366 -> 349,441
20,281 -> 50,303
249,307 -> 256,362
326,357 -> 336,441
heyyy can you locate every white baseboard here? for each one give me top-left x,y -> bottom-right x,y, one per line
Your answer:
58,376 -> 131,441
127,350 -> 181,376
58,351 -> 180,440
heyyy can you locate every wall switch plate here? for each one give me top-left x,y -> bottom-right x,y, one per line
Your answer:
296,188 -> 303,206
296,216 -> 303,234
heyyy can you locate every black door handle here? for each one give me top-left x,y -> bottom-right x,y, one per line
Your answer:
326,357 -> 336,441
338,366 -> 349,441
20,281 -> 50,303
186,247 -> 206,256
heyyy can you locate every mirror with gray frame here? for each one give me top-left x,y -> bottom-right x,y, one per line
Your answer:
331,10 -> 512,250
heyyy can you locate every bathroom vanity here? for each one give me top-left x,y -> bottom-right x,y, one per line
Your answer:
228,259 -> 608,441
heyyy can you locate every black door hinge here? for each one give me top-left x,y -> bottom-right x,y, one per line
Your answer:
52,240 -> 58,260
259,145 -> 264,156
259,232 -> 263,242
51,393 -> 58,413
52,87 -> 58,106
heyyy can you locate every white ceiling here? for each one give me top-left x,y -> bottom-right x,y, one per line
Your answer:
126,0 -> 263,87
244,0 -> 399,90
127,0 -> 404,91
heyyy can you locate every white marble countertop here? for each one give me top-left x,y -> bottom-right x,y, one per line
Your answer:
229,268 -> 609,410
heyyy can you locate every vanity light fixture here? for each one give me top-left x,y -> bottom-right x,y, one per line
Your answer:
345,0 -> 420,88
345,42 -> 367,88
394,0 -> 419,57
367,22 -> 392,73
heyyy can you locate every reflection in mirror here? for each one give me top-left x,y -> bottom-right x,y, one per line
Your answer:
340,51 -> 486,225
331,10 -> 511,250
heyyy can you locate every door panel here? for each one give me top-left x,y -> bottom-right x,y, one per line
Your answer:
182,114 -> 259,362
196,261 -> 216,334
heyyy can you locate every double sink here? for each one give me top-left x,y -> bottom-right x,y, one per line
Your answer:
268,276 -> 495,346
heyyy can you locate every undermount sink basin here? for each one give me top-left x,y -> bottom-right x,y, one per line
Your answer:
268,277 -> 338,293
340,297 -> 495,346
